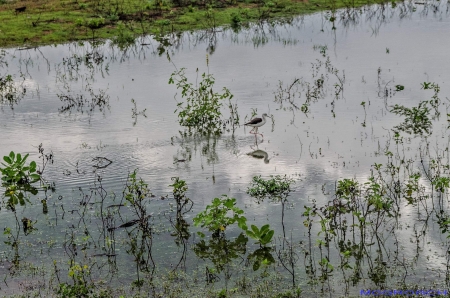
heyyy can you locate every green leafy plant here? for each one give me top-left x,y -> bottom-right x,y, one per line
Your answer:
58,263 -> 94,297
421,82 -> 441,116
193,195 -> 247,237
1,151 -> 40,185
170,177 -> 189,203
169,177 -> 192,246
169,67 -> 234,135
247,175 -> 295,239
245,224 -> 274,247
391,82 -> 442,136
390,101 -> 432,135
437,211 -> 450,238
124,169 -> 152,205
247,175 -> 294,203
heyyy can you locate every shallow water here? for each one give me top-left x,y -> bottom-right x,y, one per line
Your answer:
1,1 -> 450,296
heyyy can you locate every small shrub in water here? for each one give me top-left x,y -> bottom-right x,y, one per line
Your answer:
247,175 -> 294,203
1,151 -> 40,185
193,195 -> 247,237
169,67 -> 234,135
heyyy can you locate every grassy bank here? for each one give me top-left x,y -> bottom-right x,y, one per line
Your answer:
0,0 -> 392,48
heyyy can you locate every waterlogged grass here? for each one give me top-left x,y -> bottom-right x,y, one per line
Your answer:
1,0 -> 395,47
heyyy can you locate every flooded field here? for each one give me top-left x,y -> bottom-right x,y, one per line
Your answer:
1,1 -> 450,297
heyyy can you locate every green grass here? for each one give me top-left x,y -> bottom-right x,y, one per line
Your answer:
0,0 -> 393,48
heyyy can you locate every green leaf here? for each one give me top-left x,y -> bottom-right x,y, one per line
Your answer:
18,192 -> 25,206
260,224 -> 270,234
223,198 -> 235,208
253,260 -> 261,271
251,225 -> 259,235
30,174 -> 40,182
20,154 -> 29,167
246,230 -> 257,239
262,230 -> 274,243
3,156 -> 12,164
9,151 -> 15,160
237,217 -> 247,231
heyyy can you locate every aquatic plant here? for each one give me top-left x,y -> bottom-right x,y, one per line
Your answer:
390,100 -> 432,136
422,81 -> 441,117
131,98 -> 147,126
247,175 -> 294,203
246,224 -> 275,247
0,151 -> 41,208
274,54 -> 344,121
193,195 -> 247,237
57,262 -> 95,298
247,175 -> 295,239
169,67 -> 235,135
1,151 -> 40,185
169,177 -> 193,269
390,82 -> 441,136
118,169 -> 156,287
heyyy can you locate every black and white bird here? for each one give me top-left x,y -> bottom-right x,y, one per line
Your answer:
244,113 -> 271,138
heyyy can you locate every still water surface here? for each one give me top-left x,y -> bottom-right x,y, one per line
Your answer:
1,1 -> 450,296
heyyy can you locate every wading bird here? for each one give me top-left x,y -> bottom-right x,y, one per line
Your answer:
245,113 -> 271,138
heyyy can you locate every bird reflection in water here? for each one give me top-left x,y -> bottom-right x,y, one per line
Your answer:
247,149 -> 270,164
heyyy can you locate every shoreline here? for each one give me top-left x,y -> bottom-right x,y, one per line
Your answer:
0,0 -> 396,48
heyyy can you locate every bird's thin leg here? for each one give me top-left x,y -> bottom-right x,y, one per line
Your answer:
249,127 -> 255,134
255,127 -> 263,138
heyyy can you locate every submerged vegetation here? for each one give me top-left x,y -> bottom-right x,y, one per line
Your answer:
5,130 -> 450,296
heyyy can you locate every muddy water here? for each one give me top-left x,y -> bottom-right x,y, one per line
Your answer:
1,1 -> 450,296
